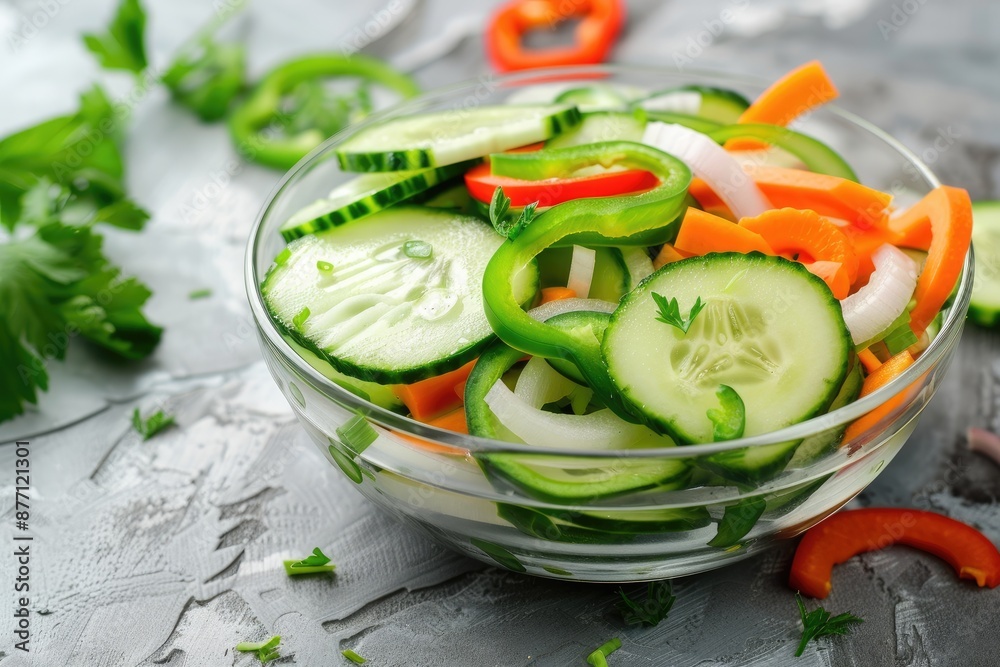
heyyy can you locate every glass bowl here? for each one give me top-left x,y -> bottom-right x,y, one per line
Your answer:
245,65 -> 973,582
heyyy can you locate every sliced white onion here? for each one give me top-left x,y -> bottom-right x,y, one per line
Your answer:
637,91 -> 702,114
527,297 -> 618,322
485,379 -> 652,450
514,356 -> 578,409
566,245 -> 596,298
840,244 -> 918,345
642,122 -> 772,219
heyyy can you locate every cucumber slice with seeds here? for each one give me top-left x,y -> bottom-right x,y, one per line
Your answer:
634,86 -> 750,124
545,111 -> 646,149
603,253 -> 851,444
263,206 -> 538,384
336,104 -> 582,172
279,162 -> 474,241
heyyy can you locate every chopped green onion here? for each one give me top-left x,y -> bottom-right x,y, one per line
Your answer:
335,414 -> 378,454
317,260 -> 335,272
275,247 -> 292,266
402,240 -> 433,259
586,637 -> 622,666
236,635 -> 281,663
132,408 -> 175,441
292,307 -> 310,330
188,288 -> 212,299
341,649 -> 367,664
883,321 -> 919,355
283,547 -> 336,576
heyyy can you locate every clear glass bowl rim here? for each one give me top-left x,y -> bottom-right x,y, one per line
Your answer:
245,63 -> 973,458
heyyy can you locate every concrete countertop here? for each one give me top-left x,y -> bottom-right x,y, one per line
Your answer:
0,0 -> 998,664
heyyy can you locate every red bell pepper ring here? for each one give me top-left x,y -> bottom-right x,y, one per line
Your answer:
790,508 -> 1000,599
463,161 -> 657,207
486,0 -> 625,72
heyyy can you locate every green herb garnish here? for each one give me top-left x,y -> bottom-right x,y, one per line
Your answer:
651,292 -> 705,334
341,648 -> 367,664
488,187 -> 538,240
283,547 -> 336,576
132,408 -> 175,440
402,240 -> 433,259
794,593 -> 863,657
616,580 -> 675,627
292,307 -> 310,330
83,0 -> 148,74
706,384 -> 745,441
188,288 -> 212,300
235,635 -> 281,663
585,637 -> 622,666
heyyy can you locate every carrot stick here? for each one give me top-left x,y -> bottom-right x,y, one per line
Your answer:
687,178 -> 734,220
857,348 -> 882,374
747,165 -> 892,227
842,350 -> 916,445
393,408 -> 470,456
738,208 -> 858,298
539,286 -> 577,304
675,207 -> 775,256
652,243 -> 689,270
392,360 -> 476,421
895,187 -> 973,335
727,61 -> 839,151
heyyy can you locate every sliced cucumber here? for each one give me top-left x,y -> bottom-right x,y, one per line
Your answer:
603,253 -> 852,444
545,111 -> 646,150
634,86 -> 750,124
971,201 -> 1000,327
415,182 -> 478,214
280,162 -> 474,241
478,452 -> 691,504
545,505 -> 711,534
708,124 -> 857,181
497,503 -> 637,544
336,104 -> 582,172
554,86 -> 631,112
263,207 -> 538,384
542,311 -> 612,385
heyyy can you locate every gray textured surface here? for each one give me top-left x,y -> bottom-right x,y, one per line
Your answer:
1,0 -> 999,664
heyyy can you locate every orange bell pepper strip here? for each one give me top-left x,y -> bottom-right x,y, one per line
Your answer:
790,508 -> 1000,599
746,166 -> 892,228
652,243 -> 689,270
675,207 -> 775,256
486,0 -> 625,72
841,349 -> 914,444
738,208 -> 859,298
889,186 -> 973,335
392,360 -> 476,421
727,61 -> 839,151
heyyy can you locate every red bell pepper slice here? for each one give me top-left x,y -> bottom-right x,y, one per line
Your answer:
790,508 -> 1000,599
485,0 -> 625,72
464,162 -> 657,207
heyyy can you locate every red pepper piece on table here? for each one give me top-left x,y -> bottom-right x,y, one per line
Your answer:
790,508 -> 1000,599
486,0 -> 625,72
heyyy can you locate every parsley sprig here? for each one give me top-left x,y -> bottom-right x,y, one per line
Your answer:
132,409 -> 175,441
651,292 -> 706,334
489,187 -> 538,240
794,593 -> 863,657
82,0 -> 148,74
235,635 -> 282,664
616,580 -> 675,627
283,547 -> 336,576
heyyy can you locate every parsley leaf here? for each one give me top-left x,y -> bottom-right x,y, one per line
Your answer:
651,292 -> 705,334
236,635 -> 282,664
795,593 -> 863,657
83,0 -> 148,74
0,222 -> 161,423
706,384 -> 745,441
132,408 -> 175,440
283,547 -> 336,576
616,580 -> 675,627
488,187 -> 538,240
162,4 -> 247,122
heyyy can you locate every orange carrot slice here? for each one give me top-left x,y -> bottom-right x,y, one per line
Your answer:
687,178 -> 735,220
675,208 -> 775,256
857,348 -> 882,374
392,360 -> 476,421
727,61 -> 839,151
653,243 -> 689,270
539,286 -> 577,304
842,350 -> 916,445
394,408 -> 471,456
738,208 -> 858,298
896,187 -> 973,335
747,166 -> 892,227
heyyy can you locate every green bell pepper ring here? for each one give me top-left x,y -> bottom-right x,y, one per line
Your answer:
228,53 -> 419,170
482,141 -> 692,421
